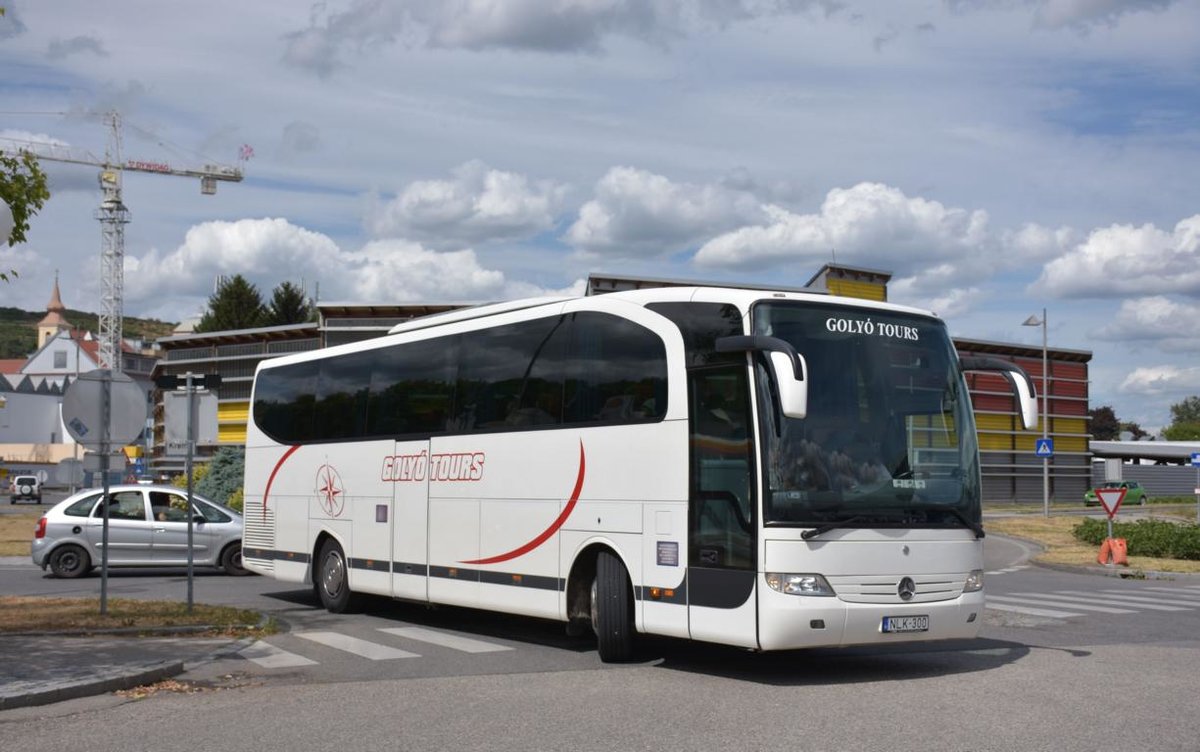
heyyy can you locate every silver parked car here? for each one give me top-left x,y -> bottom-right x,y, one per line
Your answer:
31,484 -> 249,578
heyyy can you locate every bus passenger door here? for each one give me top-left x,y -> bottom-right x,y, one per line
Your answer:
687,367 -> 759,649
390,439 -> 430,601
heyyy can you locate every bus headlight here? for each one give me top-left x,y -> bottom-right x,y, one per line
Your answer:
963,569 -> 984,593
765,573 -> 835,596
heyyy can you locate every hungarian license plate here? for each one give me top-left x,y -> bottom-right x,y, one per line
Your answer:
882,615 -> 929,633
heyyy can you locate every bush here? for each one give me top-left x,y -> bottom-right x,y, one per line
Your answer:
195,447 -> 245,508
1074,518 -> 1200,560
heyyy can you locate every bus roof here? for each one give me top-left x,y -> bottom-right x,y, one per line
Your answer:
384,284 -> 940,337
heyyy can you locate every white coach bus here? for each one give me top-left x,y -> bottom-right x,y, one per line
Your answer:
242,285 -> 1037,661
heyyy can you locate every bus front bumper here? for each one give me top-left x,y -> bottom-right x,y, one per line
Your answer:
757,583 -> 985,651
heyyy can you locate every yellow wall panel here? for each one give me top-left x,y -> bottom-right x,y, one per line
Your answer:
827,279 -> 886,301
218,425 -> 247,443
218,401 -> 250,423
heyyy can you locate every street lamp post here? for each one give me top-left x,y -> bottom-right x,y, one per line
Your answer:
1023,309 -> 1049,517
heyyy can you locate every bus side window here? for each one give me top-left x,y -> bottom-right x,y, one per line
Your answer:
689,366 -> 754,570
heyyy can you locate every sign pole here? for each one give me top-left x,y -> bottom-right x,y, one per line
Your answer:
99,370 -> 111,615
185,371 -> 196,614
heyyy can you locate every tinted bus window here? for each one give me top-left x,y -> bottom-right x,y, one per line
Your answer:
453,317 -> 565,431
254,359 -> 318,443
368,337 -> 456,437
314,351 -> 371,440
565,312 -> 666,425
647,302 -> 744,367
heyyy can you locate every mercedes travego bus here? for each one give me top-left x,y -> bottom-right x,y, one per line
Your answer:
242,285 -> 1037,661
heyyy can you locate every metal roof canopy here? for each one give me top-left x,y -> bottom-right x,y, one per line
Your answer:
1089,440 -> 1200,464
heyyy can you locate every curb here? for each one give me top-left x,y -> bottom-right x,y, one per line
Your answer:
0,659 -> 184,711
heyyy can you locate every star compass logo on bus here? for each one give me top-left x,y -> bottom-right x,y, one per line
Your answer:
314,463 -> 346,518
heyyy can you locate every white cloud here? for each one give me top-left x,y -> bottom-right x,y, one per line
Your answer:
346,240 -> 585,303
1119,365 -> 1200,397
693,182 -> 990,272
1031,0 -> 1175,30
123,218 -> 343,305
1031,216 -> 1200,298
1092,296 -> 1200,351
122,217 -> 580,319
280,0 -> 845,74
564,166 -> 766,258
367,161 -> 566,249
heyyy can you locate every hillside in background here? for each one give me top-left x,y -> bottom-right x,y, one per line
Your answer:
0,306 -> 178,360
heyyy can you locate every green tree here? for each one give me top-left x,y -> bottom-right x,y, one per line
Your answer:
196,274 -> 265,332
1119,421 -> 1148,441
262,280 -> 314,326
1163,396 -> 1200,441
0,149 -> 51,282
1088,405 -> 1120,440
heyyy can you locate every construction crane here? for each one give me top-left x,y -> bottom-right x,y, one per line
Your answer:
0,111 -> 244,370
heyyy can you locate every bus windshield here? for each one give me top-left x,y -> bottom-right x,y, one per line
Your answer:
753,302 -> 981,529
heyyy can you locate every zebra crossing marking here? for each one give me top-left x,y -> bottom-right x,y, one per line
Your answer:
987,585 -> 1200,622
296,631 -> 421,660
1092,590 -> 1200,608
239,640 -> 319,668
990,594 -> 1136,614
378,626 -> 514,653
985,601 -> 1083,618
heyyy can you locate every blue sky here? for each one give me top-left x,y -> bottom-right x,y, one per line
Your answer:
1,0 -> 1198,432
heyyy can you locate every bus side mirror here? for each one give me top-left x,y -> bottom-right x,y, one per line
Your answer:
770,350 -> 808,419
715,335 -> 808,420
960,356 -> 1038,430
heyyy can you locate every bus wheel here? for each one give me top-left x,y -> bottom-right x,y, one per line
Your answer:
591,550 -> 634,662
315,539 -> 355,613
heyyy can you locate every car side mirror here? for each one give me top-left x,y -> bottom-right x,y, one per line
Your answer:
715,335 -> 809,419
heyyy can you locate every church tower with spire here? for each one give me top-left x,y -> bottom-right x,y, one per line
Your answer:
37,273 -> 71,348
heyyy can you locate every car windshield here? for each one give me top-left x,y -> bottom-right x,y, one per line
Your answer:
753,302 -> 981,528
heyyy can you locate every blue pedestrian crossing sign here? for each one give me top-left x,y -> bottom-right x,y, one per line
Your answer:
1191,452 -> 1200,468
1035,438 -> 1054,457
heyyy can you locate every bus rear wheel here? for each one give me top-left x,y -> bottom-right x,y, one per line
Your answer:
591,550 -> 634,662
315,539 -> 356,613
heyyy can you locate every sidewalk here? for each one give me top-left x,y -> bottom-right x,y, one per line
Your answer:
0,633 -> 249,711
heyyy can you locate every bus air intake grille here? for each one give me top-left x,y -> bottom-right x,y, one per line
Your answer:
827,574 -> 965,604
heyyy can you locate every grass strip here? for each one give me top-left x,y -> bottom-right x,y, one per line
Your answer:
0,595 -> 275,636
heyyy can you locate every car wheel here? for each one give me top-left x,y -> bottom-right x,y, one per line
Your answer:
314,539 -> 357,613
49,544 -> 91,579
221,543 -> 250,576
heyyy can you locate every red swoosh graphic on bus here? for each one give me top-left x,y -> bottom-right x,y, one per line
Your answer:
263,445 -> 302,521
459,441 -> 585,566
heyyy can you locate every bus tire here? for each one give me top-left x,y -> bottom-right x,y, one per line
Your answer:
315,539 -> 356,613
591,550 -> 634,662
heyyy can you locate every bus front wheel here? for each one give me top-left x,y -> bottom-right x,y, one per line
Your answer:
591,550 -> 634,662
315,539 -> 356,613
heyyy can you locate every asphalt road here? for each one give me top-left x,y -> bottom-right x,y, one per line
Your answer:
3,535 -> 1200,750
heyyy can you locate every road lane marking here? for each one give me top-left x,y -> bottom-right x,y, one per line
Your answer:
1054,591 -> 1190,611
296,631 -> 420,660
378,627 -> 514,653
239,640 -> 318,668
991,594 -> 1135,614
1092,590 -> 1200,608
985,602 -> 1082,618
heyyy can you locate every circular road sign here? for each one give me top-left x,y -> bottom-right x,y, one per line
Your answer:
62,369 -> 148,448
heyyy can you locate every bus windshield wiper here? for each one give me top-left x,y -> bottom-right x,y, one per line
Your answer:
801,515 -> 864,540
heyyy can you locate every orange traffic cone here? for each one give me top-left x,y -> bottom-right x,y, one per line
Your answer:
1097,538 -> 1112,565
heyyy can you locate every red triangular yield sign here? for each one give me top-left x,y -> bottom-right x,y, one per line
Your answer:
1094,487 -> 1127,519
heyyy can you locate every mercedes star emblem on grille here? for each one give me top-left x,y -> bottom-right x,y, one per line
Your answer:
898,577 -> 916,601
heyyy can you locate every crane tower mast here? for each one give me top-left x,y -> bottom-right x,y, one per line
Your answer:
3,111 -> 244,370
